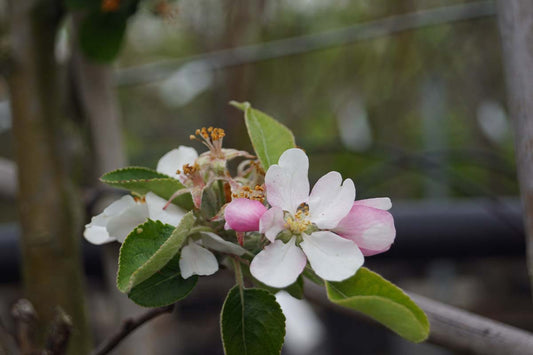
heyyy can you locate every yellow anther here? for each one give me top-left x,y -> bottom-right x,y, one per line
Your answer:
182,163 -> 199,176
133,196 -> 146,203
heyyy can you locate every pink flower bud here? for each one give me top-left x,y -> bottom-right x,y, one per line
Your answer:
225,198 -> 267,232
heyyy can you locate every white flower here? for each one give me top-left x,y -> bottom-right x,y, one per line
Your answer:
85,147 -> 247,278
179,232 -> 247,278
250,148 -> 364,288
84,192 -> 185,244
156,146 -> 198,182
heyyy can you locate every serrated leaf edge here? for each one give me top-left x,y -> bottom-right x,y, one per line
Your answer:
100,166 -> 171,183
128,274 -> 198,308
125,212 -> 195,292
220,286 -> 286,355
117,219 -> 165,292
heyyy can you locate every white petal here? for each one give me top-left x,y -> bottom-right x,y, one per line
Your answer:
84,224 -> 115,245
179,241 -> 219,279
354,197 -> 392,211
156,146 -> 198,179
250,237 -> 306,288
276,291 -> 325,355
300,231 -> 363,282
200,232 -> 246,256
308,172 -> 355,229
102,195 -> 137,216
106,203 -> 149,243
145,192 -> 186,226
259,207 -> 286,242
265,148 -> 309,214
84,195 -> 140,245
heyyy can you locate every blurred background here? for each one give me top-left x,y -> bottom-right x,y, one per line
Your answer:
0,0 -> 531,354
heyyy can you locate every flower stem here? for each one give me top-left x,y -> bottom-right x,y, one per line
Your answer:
189,226 -> 214,234
232,257 -> 244,290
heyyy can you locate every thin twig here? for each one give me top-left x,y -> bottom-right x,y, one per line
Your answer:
91,305 -> 175,355
44,308 -> 73,355
11,299 -> 38,354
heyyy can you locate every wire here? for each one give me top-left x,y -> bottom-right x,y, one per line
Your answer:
115,1 -> 496,86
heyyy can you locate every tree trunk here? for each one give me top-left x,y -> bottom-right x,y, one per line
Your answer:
70,17 -> 164,353
496,0 -> 533,293
7,0 -> 91,353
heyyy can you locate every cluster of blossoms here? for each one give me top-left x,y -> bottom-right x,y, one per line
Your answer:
85,127 -> 395,288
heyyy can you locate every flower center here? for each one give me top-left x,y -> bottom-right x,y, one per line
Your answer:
285,202 -> 311,234
133,195 -> 146,203
177,163 -> 204,187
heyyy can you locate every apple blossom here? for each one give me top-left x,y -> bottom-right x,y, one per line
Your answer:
249,148 -> 395,288
84,192 -> 184,244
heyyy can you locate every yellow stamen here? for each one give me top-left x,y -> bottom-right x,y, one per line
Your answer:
133,196 -> 146,203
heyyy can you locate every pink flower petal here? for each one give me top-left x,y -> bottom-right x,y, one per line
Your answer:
259,207 -> 286,242
300,231 -> 363,282
250,237 -> 307,288
333,204 -> 396,255
360,245 -> 391,257
354,197 -> 392,211
308,172 -> 355,229
225,198 -> 267,232
265,148 -> 309,214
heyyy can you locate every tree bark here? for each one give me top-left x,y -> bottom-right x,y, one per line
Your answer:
7,0 -> 91,353
496,0 -> 533,292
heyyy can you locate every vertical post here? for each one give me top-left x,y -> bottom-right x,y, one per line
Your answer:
7,0 -> 91,353
497,0 -> 533,292
421,76 -> 449,199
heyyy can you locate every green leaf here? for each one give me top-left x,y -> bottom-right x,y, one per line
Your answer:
79,12 -> 128,62
66,0 -> 101,10
230,101 -> 296,170
117,213 -> 195,293
128,255 -> 197,307
326,267 -> 430,343
221,287 -> 285,355
285,276 -> 304,300
101,167 -> 193,210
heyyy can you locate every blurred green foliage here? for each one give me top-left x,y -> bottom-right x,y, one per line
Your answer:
114,0 -> 516,201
